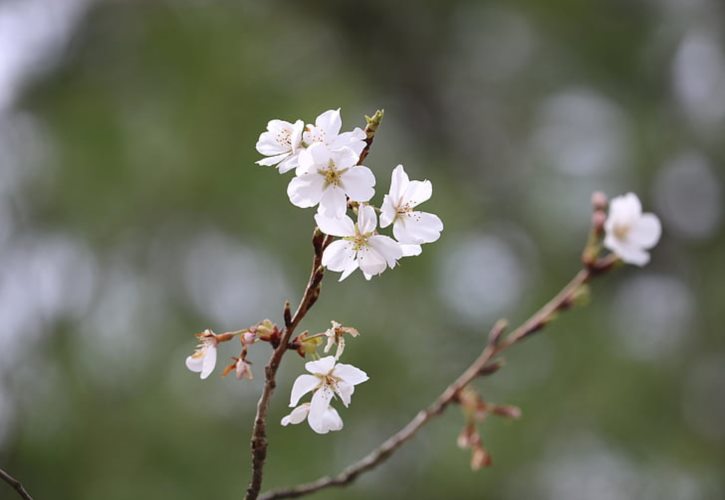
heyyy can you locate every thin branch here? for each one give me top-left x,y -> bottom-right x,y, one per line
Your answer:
245,230 -> 331,500
259,255 -> 618,500
0,467 -> 33,500
244,111 -> 385,500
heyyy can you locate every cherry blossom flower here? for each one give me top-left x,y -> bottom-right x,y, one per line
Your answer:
323,321 -> 360,359
604,193 -> 662,266
255,119 -> 304,174
185,329 -> 219,379
315,205 -> 402,280
380,165 -> 443,246
284,356 -> 369,434
303,109 -> 367,157
288,143 -> 375,217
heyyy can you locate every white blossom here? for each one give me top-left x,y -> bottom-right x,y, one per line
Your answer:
316,205 -> 403,280
255,119 -> 304,174
287,143 -> 375,217
303,109 -> 367,157
185,329 -> 218,379
285,356 -> 368,434
604,193 -> 662,266
380,165 -> 443,246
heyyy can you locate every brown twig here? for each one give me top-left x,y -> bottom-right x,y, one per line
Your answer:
244,111 -> 385,500
259,255 -> 618,500
0,467 -> 33,500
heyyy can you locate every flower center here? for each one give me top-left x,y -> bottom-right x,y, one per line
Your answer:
613,223 -> 630,240
320,160 -> 347,188
276,128 -> 292,147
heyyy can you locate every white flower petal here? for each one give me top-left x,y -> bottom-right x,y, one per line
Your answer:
319,406 -> 343,433
356,245 -> 387,276
604,235 -> 651,266
403,179 -> 432,207
200,345 -> 217,379
356,205 -> 378,234
393,211 -> 443,244
308,386 -> 335,434
332,128 -> 366,156
333,363 -> 369,386
256,152 -> 290,167
287,174 -> 325,208
305,356 -> 337,376
185,354 -> 204,373
334,380 -> 354,407
629,213 -> 661,248
318,186 -> 348,218
379,195 -> 396,228
338,258 -> 359,281
289,374 -> 320,407
315,109 -> 342,139
389,164 -> 409,204
322,240 -> 357,273
315,213 -> 355,237
367,235 -> 403,267
277,154 -> 299,174
341,166 -> 376,202
400,244 -> 422,257
332,147 -> 360,170
281,403 -> 310,426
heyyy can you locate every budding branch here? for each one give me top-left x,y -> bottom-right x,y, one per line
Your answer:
258,254 -> 618,499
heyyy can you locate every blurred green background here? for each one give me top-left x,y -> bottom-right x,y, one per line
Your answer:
1,0 -> 724,499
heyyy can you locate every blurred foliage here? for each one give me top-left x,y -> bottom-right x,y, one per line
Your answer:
2,0 -> 724,499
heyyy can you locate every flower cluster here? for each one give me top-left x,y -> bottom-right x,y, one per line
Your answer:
256,109 -> 443,280
282,355 -> 369,434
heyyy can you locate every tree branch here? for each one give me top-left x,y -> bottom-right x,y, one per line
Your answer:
0,467 -> 33,500
259,255 -> 618,500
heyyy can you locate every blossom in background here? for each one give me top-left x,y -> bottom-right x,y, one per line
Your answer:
380,165 -> 443,246
604,193 -> 662,266
255,119 -> 304,174
283,355 -> 368,434
185,329 -> 219,379
288,143 -> 376,217
303,109 -> 367,157
323,321 -> 360,359
235,358 -> 253,380
316,205 -> 402,280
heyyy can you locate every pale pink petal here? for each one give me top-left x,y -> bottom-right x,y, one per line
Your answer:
367,235 -> 403,267
333,363 -> 369,386
315,213 -> 356,237
277,154 -> 299,174
185,354 -> 204,374
356,245 -> 387,277
308,386 -> 335,434
287,174 -> 325,208
403,179 -> 432,207
281,403 -> 310,426
318,186 -> 348,218
319,406 -> 343,433
305,356 -> 337,376
629,213 -> 661,248
338,258 -> 359,281
289,374 -> 321,407
393,211 -> 443,244
256,152 -> 290,167
332,128 -> 366,156
200,346 -> 217,379
341,166 -> 376,202
604,235 -> 651,266
315,109 -> 342,138
400,244 -> 422,257
389,165 -> 409,204
321,240 -> 356,273
356,205 -> 378,234
334,380 -> 354,407
379,195 -> 397,228
331,147 -> 360,169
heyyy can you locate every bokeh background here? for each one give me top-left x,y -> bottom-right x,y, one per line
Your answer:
1,0 -> 724,499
